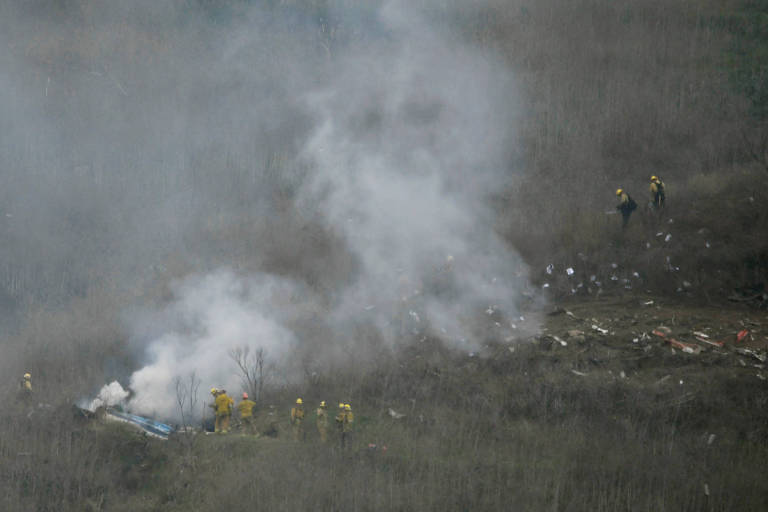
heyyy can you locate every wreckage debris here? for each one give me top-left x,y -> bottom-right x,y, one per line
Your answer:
735,348 -> 767,363
105,408 -> 172,440
652,329 -> 701,354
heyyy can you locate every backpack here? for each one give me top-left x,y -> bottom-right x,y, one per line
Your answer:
627,195 -> 637,211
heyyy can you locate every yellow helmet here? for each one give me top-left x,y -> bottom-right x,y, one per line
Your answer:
296,398 -> 303,404
344,404 -> 351,411
210,387 -> 218,395
320,401 -> 326,407
616,188 -> 623,196
338,402 -> 344,409
650,175 -> 658,182
23,373 -> 31,380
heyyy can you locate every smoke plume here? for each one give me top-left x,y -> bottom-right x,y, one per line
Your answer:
0,1 -> 531,420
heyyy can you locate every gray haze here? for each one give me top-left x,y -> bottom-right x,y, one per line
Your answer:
0,1 -> 532,419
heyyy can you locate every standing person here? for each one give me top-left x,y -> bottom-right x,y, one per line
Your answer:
337,403 -> 354,449
341,404 -> 355,448
335,402 -> 345,443
316,401 -> 329,443
214,389 -> 233,433
649,176 -> 665,210
20,373 -> 32,392
237,392 -> 257,435
290,398 -> 305,441
616,188 -> 637,228
18,373 -> 33,405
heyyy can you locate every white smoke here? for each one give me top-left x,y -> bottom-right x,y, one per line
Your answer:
299,2 -> 528,345
127,270 -> 301,418
86,381 -> 129,412
124,1 -> 532,420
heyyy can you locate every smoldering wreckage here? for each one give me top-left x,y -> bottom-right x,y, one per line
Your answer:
23,288 -> 762,448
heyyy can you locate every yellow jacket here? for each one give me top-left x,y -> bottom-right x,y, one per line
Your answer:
316,408 -> 328,427
237,399 -> 256,419
291,406 -> 304,424
336,411 -> 354,432
215,393 -> 232,416
342,412 -> 354,433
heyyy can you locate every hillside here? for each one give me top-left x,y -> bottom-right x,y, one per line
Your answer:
1,1 -> 768,510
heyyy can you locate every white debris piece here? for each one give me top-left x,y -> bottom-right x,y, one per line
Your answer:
542,283 -> 550,288
668,218 -> 674,224
485,306 -> 495,315
620,371 -> 626,379
683,281 -> 692,288
611,263 -> 618,269
646,242 -> 651,249
591,325 -> 608,335
388,408 -> 406,419
610,275 -> 618,281
707,434 -> 716,445
546,264 -> 554,275
409,310 -> 420,323
656,232 -> 664,237
633,272 -> 640,278
553,336 -> 567,347
566,267 -> 574,276
571,369 -> 588,377
665,234 -> 672,242
705,241 -> 710,248
590,275 -> 596,282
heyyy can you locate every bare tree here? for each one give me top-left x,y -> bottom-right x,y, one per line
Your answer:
174,371 -> 201,461
229,346 -> 269,403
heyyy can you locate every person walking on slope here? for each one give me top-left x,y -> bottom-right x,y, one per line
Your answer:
237,392 -> 257,435
649,176 -> 665,210
316,401 -> 329,443
616,188 -> 637,228
290,398 -> 305,441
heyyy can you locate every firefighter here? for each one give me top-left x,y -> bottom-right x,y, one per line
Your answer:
18,373 -> 33,405
20,373 -> 32,392
290,398 -> 305,441
316,401 -> 329,443
336,403 -> 354,448
342,403 -> 354,448
213,389 -> 233,433
616,188 -> 637,228
237,392 -> 257,435
649,176 -> 665,210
